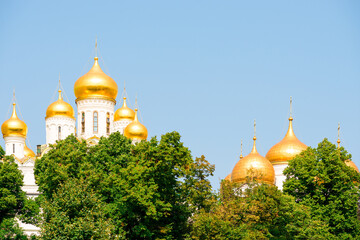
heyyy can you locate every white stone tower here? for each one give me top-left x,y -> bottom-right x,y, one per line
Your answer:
45,89 -> 76,144
74,56 -> 118,140
1,102 -> 27,159
114,97 -> 135,134
265,98 -> 307,190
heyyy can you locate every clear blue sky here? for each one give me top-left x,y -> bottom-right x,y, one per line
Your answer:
1,1 -> 359,190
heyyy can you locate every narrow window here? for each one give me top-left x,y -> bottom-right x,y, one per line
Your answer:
93,112 -> 98,133
106,112 -> 110,134
58,126 -> 61,140
81,112 -> 85,133
13,144 -> 15,154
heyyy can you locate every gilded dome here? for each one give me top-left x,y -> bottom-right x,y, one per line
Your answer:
266,117 -> 307,164
345,160 -> 359,172
114,97 -> 135,121
231,137 -> 275,185
24,144 -> 35,158
74,57 -> 118,102
124,109 -> 148,141
224,174 -> 231,181
46,90 -> 75,119
1,103 -> 28,138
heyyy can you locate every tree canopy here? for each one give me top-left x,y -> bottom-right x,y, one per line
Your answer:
0,150 -> 39,239
35,132 -> 215,239
283,138 -> 360,239
189,180 -> 333,240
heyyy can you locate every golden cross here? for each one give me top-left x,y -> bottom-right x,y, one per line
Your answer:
254,119 -> 256,138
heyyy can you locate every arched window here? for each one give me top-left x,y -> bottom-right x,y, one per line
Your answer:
58,126 -> 61,140
93,112 -> 98,133
106,112 -> 110,134
81,112 -> 85,133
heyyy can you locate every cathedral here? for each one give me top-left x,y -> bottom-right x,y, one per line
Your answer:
0,52 -> 358,236
1,54 -> 148,235
226,109 -> 359,190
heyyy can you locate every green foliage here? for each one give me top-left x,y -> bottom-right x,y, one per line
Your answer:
283,138 -> 360,239
0,156 -> 39,239
35,132 -> 215,239
40,178 -> 118,240
0,218 -> 28,240
189,181 -> 333,240
0,145 -> 5,159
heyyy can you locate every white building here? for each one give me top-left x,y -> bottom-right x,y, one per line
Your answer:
1,54 -> 148,236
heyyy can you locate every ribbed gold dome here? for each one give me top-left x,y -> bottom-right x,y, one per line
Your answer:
24,144 -> 35,158
1,103 -> 28,138
231,137 -> 275,185
74,57 -> 118,102
46,90 -> 75,119
114,97 -> 135,121
345,160 -> 359,172
266,117 -> 307,164
124,109 -> 148,141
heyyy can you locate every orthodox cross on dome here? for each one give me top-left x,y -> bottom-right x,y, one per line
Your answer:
58,73 -> 61,90
122,81 -> 128,98
290,96 -> 293,118
337,122 -> 341,149
254,119 -> 256,139
135,95 -> 138,109
95,37 -> 98,58
240,139 -> 243,159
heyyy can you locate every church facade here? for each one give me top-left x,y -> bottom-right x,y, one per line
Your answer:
1,55 -> 148,235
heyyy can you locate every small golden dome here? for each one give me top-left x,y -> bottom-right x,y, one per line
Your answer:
266,117 -> 307,164
46,90 -> 75,119
1,103 -> 28,138
345,160 -> 359,172
114,97 -> 135,121
224,174 -> 231,181
24,144 -> 35,158
231,137 -> 275,185
124,109 -> 148,141
74,57 -> 118,102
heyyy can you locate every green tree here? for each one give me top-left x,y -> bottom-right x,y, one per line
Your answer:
189,181 -> 333,240
0,155 -> 39,239
40,178 -> 118,240
0,145 -> 5,158
35,132 -> 214,239
283,138 -> 360,239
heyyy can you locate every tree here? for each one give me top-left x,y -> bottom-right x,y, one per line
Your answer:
35,132 -> 215,239
0,155 -> 39,239
189,181 -> 333,240
283,138 -> 360,239
40,178 -> 118,240
0,145 -> 5,159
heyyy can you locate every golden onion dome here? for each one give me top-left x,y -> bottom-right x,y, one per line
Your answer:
345,160 -> 359,172
224,174 -> 231,181
231,137 -> 275,185
114,97 -> 135,121
266,117 -> 307,164
46,90 -> 75,119
1,103 -> 28,138
74,57 -> 118,102
124,108 -> 148,141
24,144 -> 35,158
